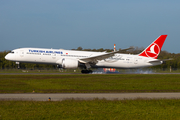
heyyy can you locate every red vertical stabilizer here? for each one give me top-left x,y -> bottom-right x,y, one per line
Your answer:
138,35 -> 167,59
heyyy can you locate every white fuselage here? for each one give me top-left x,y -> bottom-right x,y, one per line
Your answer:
5,48 -> 162,69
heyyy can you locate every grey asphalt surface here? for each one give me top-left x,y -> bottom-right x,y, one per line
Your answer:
0,93 -> 180,101
1,72 -> 180,75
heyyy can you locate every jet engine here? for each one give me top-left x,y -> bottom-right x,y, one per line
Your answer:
61,58 -> 79,69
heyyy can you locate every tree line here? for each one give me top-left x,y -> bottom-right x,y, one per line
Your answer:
0,47 -> 179,70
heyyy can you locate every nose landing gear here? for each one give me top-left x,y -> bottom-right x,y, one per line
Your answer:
16,62 -> 20,69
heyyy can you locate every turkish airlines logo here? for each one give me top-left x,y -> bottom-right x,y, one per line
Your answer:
145,43 -> 160,58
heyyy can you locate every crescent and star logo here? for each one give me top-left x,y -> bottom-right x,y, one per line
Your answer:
145,43 -> 160,58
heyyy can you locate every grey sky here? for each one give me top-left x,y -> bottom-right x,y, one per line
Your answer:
1,0 -> 180,53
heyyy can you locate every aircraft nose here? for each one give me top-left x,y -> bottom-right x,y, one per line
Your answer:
5,54 -> 13,61
5,54 -> 10,60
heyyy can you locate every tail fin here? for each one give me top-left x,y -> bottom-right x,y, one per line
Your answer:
138,35 -> 167,59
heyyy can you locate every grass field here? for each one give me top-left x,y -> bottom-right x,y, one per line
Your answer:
0,74 -> 180,93
1,74 -> 180,120
0,99 -> 180,120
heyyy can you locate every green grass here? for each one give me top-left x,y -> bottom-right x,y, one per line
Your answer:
0,99 -> 180,120
1,74 -> 180,93
1,74 -> 180,120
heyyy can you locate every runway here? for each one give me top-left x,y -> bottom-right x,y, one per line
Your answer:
1,72 -> 180,75
0,93 -> 180,101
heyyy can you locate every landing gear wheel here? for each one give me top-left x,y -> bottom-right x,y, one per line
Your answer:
81,70 -> 93,74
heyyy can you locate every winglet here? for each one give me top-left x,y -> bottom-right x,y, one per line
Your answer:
138,35 -> 167,59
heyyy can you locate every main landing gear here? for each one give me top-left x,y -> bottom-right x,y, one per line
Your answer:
81,70 -> 93,74
81,63 -> 93,74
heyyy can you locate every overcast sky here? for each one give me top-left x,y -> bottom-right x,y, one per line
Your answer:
1,0 -> 180,53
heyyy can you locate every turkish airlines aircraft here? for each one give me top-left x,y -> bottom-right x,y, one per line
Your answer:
5,35 -> 169,73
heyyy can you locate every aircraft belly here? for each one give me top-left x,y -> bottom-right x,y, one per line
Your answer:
96,60 -> 132,69
96,59 -> 162,69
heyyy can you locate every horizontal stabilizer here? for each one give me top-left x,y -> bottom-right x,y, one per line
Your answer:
148,58 -> 173,63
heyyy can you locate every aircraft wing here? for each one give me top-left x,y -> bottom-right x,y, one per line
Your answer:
148,58 -> 173,63
78,47 -> 133,64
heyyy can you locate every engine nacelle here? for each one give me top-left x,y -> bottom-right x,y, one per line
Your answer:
62,58 -> 79,69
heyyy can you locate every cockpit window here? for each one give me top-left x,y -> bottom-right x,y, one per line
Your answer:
11,51 -> 14,54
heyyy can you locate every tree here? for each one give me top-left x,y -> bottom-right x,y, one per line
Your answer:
77,47 -> 83,51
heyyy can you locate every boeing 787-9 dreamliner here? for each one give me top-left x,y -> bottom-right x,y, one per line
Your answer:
5,35 -> 170,73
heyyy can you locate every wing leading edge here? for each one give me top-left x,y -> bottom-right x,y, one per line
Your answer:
78,47 -> 133,64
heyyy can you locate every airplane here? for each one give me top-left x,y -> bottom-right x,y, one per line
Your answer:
5,35 -> 170,73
